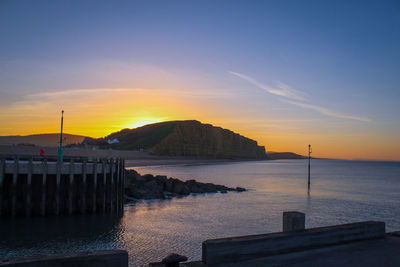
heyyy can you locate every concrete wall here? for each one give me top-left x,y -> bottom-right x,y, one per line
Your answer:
0,155 -> 125,217
202,221 -> 385,264
0,250 -> 128,267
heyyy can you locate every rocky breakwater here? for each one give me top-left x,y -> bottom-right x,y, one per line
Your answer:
125,169 -> 246,200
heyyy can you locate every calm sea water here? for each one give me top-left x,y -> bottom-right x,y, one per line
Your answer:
1,159 -> 400,266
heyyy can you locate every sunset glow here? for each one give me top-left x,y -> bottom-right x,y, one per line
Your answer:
0,1 -> 399,161
125,118 -> 165,129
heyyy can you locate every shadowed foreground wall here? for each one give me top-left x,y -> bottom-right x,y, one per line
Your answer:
0,155 -> 124,217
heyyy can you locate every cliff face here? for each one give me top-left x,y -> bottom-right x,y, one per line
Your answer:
83,120 -> 266,159
149,121 -> 266,159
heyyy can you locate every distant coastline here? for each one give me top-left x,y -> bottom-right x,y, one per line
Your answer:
0,144 -> 308,166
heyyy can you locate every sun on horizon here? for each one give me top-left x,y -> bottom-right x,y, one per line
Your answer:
125,118 -> 165,130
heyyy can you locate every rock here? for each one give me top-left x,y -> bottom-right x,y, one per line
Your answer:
144,180 -> 162,193
172,180 -> 185,194
203,183 -> 218,193
165,178 -> 174,192
142,174 -> 155,182
125,186 -> 145,199
236,187 -> 246,192
186,180 -> 203,193
125,169 -> 142,183
181,185 -> 190,195
124,169 -> 246,201
165,192 -> 177,198
161,253 -> 188,264
155,175 -> 168,183
215,184 -> 229,191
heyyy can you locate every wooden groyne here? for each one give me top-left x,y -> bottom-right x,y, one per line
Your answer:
0,155 -> 125,217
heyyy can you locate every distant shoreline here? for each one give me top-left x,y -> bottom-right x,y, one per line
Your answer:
0,145 -> 269,167
125,158 -> 261,167
2,145 -> 395,165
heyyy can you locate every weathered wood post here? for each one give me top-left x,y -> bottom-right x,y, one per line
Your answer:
119,158 -> 123,214
283,211 -> 305,232
102,159 -> 107,213
69,158 -> 75,215
41,159 -> 48,216
81,159 -> 87,214
11,156 -> 19,217
55,159 -> 61,215
110,158 -> 115,214
0,156 -> 125,218
121,158 -> 125,213
25,157 -> 33,217
115,158 -> 119,214
0,157 -> 5,216
92,158 -> 98,213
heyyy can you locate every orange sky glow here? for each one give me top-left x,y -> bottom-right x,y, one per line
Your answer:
0,87 -> 399,161
1,1 -> 400,162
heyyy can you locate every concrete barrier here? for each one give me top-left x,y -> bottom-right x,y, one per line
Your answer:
202,221 -> 385,264
0,250 -> 128,267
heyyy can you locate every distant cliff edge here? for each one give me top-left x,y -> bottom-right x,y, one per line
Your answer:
83,120 -> 267,159
0,133 -> 87,147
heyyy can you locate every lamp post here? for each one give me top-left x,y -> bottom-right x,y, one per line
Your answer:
58,110 -> 64,163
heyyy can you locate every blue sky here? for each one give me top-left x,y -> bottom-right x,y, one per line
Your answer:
0,0 -> 399,160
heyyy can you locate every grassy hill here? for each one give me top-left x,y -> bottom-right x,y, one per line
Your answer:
0,133 -> 87,147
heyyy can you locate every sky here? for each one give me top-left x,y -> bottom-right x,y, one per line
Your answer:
0,0 -> 399,160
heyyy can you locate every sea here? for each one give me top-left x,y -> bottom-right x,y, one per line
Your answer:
1,159 -> 400,266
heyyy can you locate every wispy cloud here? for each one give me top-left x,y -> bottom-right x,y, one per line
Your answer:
282,99 -> 370,122
27,88 -> 135,98
229,71 -> 306,101
26,87 -> 235,99
229,71 -> 370,122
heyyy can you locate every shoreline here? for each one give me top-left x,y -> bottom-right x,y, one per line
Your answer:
0,145 -> 270,167
125,158 -> 265,167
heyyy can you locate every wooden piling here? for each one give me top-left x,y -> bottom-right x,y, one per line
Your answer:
0,158 -> 5,216
25,157 -> 33,217
55,159 -> 61,215
11,156 -> 18,217
1,156 -> 124,218
116,158 -> 120,214
110,158 -> 115,214
81,159 -> 87,214
69,158 -> 75,215
41,159 -> 48,216
102,159 -> 107,213
120,159 -> 125,213
92,158 -> 98,213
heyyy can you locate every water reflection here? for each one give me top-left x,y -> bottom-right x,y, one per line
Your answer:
0,214 -> 123,257
1,159 -> 399,267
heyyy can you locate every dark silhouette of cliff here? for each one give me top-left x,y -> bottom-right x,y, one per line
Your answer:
87,120 -> 267,159
0,133 -> 87,147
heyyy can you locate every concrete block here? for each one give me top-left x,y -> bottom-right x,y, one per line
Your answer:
283,211 -> 305,232
202,221 -> 385,265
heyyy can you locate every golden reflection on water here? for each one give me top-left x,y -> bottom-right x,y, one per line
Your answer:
1,160 -> 399,267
